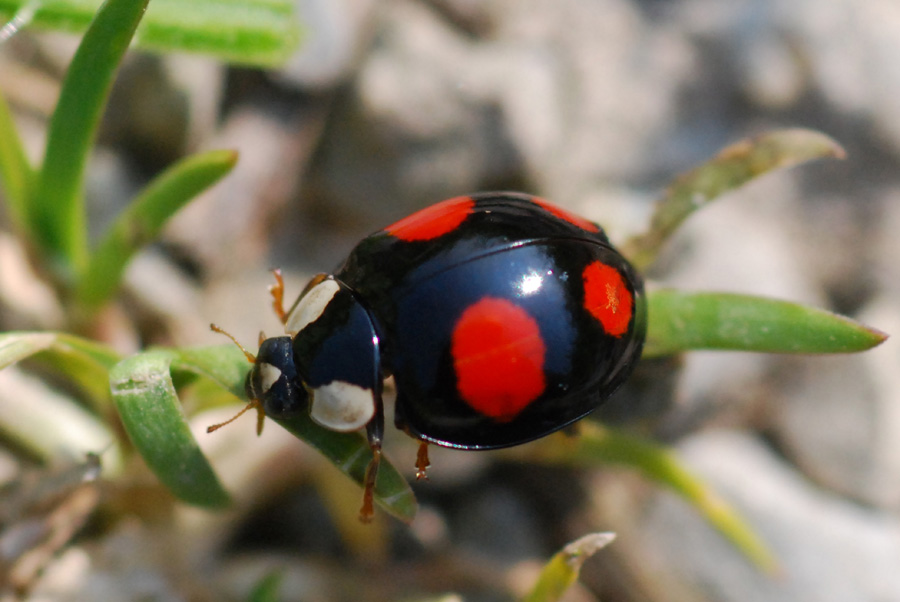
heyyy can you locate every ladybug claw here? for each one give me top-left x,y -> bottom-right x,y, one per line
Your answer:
359,497 -> 374,523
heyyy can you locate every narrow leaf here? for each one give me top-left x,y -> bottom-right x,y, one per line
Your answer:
171,344 -> 253,401
0,364 -> 117,467
645,290 -> 889,357
31,332 -> 121,408
0,331 -> 57,370
111,350 -> 231,508
0,89 -> 35,233
0,0 -> 300,67
525,423 -> 778,573
31,0 -> 150,276
76,149 -> 237,313
522,533 -> 616,602
0,332 -> 119,467
0,331 -> 119,407
136,0 -> 300,67
624,129 -> 845,270
273,413 -> 418,523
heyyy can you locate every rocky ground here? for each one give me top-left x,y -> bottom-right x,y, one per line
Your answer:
2,0 -> 899,600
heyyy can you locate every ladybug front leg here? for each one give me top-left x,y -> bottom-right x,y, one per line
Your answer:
269,269 -> 288,324
359,395 -> 385,522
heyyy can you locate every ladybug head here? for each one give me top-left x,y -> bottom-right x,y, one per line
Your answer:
208,274 -> 381,437
245,335 -> 308,418
206,326 -> 310,436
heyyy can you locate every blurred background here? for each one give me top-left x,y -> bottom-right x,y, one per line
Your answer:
1,0 -> 899,600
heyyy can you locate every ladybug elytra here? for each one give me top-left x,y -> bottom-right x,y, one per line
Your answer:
212,192 -> 646,520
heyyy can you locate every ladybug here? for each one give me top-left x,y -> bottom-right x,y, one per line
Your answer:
211,192 -> 646,520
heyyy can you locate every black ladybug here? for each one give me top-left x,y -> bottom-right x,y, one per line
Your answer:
212,192 -> 646,520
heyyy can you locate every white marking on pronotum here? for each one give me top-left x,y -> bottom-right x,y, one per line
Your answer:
258,363 -> 282,393
285,278 -> 341,336
309,380 -> 375,432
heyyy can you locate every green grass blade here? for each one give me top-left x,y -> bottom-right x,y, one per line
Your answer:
623,129 -> 845,270
272,413 -> 418,523
0,331 -> 120,467
171,344 -> 253,400
136,0 -> 300,67
527,423 -> 778,573
0,367 -> 117,466
31,0 -> 150,277
172,343 -> 418,523
30,332 -> 121,408
522,533 -> 616,602
110,350 -> 232,508
0,330 -> 118,371
1,331 -> 56,369
0,0 -> 300,67
0,90 -> 36,233
76,149 -> 237,314
645,290 -> 889,357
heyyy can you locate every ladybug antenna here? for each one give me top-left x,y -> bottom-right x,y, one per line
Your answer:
210,323 -> 256,364
207,324 -> 267,436
206,399 -> 265,435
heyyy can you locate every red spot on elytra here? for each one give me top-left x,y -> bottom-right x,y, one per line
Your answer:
531,197 -> 601,233
386,196 -> 475,242
451,298 -> 546,421
582,261 -> 633,337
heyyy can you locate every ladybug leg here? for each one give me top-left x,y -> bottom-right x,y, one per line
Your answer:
359,395 -> 385,523
269,269 -> 287,324
393,395 -> 430,479
415,442 -> 430,481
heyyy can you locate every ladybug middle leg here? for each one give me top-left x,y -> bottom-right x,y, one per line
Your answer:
359,396 -> 385,522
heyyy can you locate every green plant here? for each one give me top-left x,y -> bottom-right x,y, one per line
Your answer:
0,0 -> 300,67
0,0 -> 239,325
0,1 -> 887,596
0,0 -> 245,522
522,532 -> 616,602
108,131 -> 886,542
